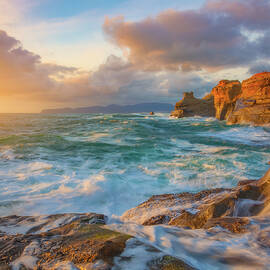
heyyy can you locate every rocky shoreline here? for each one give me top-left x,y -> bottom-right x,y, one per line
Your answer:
1,167 -> 270,269
171,72 -> 270,126
0,212 -> 194,270
122,167 -> 270,232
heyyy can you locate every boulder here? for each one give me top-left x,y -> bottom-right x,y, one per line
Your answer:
149,255 -> 195,270
170,92 -> 215,118
227,72 -> 270,125
211,80 -> 242,120
0,213 -> 126,270
122,167 -> 270,233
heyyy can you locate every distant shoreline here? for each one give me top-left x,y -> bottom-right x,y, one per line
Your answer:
40,102 -> 173,114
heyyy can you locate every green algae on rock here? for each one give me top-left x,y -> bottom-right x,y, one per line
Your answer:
0,213 -> 131,269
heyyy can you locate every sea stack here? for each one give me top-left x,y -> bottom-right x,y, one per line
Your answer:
170,91 -> 215,118
228,72 -> 270,125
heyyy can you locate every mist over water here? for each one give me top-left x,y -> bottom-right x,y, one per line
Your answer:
0,113 -> 269,217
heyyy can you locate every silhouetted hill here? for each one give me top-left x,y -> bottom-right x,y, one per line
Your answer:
41,103 -> 173,114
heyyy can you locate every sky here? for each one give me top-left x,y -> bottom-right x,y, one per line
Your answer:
0,0 -> 270,113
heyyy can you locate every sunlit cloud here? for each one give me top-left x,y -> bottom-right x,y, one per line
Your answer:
0,29 -> 213,113
0,0 -> 269,112
103,0 -> 270,71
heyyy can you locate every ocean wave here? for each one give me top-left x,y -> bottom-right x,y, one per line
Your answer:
0,114 -> 269,218
202,126 -> 270,146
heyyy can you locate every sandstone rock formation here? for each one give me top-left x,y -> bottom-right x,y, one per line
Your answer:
170,92 -> 215,118
122,167 -> 270,234
228,72 -> 270,125
0,213 -> 194,270
171,72 -> 270,125
210,80 -> 242,120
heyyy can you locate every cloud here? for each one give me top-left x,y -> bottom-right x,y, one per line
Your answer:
205,0 -> 270,30
0,30 -> 77,98
0,0 -> 34,26
0,29 -> 214,112
59,55 -> 213,105
103,0 -> 270,71
249,61 -> 270,75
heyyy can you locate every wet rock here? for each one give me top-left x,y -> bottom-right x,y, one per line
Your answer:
227,72 -> 270,125
149,255 -> 195,270
113,238 -> 197,270
0,212 -> 195,270
203,217 -> 250,233
37,224 -> 132,268
122,168 -> 270,232
170,92 -> 215,118
0,213 -> 131,269
256,229 -> 270,248
211,80 -> 242,120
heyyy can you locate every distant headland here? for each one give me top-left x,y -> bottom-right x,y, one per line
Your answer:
41,103 -> 173,114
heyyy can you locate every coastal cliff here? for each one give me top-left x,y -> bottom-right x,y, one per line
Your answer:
171,72 -> 270,125
170,80 -> 242,120
227,72 -> 270,125
211,80 -> 241,120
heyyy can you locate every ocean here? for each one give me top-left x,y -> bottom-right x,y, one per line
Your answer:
0,113 -> 269,216
1,113 -> 270,269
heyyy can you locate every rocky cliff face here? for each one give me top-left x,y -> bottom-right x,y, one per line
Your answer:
172,72 -> 270,125
170,92 -> 215,118
211,80 -> 242,120
227,72 -> 270,125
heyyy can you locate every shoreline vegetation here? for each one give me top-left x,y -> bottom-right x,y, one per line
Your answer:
1,166 -> 270,269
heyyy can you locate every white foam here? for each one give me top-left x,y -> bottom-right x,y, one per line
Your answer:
79,174 -> 107,195
0,214 -> 83,235
13,161 -> 53,181
12,255 -> 37,270
113,238 -> 164,270
108,218 -> 270,270
87,132 -> 110,141
11,241 -> 40,270
138,165 -> 162,176
0,147 -> 17,160
49,261 -> 79,270
203,164 -> 216,169
203,126 -> 270,146
157,161 -> 186,167
0,216 -> 47,235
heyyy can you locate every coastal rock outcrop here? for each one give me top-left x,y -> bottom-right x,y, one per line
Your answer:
0,213 -> 194,270
211,80 -> 242,120
122,167 -> 270,234
171,72 -> 270,125
170,92 -> 215,118
227,72 -> 270,125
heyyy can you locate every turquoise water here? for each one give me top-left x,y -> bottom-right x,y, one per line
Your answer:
0,113 -> 270,217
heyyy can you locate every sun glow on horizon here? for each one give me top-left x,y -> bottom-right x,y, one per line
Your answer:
0,0 -> 269,112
